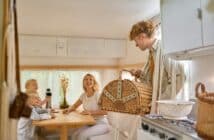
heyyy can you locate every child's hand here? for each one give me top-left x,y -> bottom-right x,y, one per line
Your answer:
33,97 -> 42,106
26,96 -> 42,107
45,96 -> 51,101
40,96 -> 50,105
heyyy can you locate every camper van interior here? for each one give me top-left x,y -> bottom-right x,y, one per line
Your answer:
17,0 -> 160,109
1,0 -> 214,140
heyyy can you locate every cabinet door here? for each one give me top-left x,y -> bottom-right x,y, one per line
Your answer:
67,38 -> 126,58
201,0 -> 214,46
161,0 -> 202,54
19,36 -> 57,57
67,38 -> 105,58
104,39 -> 126,58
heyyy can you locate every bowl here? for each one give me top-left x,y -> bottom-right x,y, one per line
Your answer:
156,100 -> 195,120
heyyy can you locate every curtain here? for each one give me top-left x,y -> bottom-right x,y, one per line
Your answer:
0,0 -> 20,139
161,58 -> 188,100
7,23 -> 19,140
0,0 -> 9,139
176,61 -> 191,100
0,4 -> 5,137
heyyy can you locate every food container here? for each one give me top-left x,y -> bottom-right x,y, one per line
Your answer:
99,69 -> 152,115
156,100 -> 194,120
195,82 -> 214,139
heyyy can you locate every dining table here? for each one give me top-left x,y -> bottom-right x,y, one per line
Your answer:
32,110 -> 96,140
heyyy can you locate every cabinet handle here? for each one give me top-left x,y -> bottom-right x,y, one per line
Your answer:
197,8 -> 202,20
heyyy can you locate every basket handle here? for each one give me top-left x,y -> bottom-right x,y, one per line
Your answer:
195,82 -> 206,98
119,69 -> 138,82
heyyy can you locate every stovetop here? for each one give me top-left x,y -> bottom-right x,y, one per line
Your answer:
145,114 -> 196,133
141,114 -> 201,140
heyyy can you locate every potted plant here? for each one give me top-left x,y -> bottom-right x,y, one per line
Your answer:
59,75 -> 69,109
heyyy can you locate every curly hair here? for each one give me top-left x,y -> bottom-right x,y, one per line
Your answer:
83,73 -> 99,93
129,20 -> 155,40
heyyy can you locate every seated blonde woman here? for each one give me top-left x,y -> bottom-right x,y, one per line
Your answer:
63,73 -> 110,140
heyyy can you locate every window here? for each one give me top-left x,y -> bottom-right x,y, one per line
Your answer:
21,70 -> 101,108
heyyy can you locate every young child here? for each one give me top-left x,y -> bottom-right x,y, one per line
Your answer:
24,79 -> 49,107
17,93 -> 54,140
17,79 -> 54,140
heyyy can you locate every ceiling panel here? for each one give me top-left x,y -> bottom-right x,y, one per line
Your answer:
17,0 -> 159,39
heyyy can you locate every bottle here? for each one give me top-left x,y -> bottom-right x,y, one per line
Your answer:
45,88 -> 52,109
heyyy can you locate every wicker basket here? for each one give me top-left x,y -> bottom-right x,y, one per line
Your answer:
99,70 -> 152,115
195,82 -> 214,139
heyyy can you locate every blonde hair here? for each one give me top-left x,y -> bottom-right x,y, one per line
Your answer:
83,74 -> 99,93
25,79 -> 37,89
129,20 -> 155,40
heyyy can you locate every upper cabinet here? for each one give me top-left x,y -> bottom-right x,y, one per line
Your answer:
19,36 -> 57,57
67,38 -> 126,58
19,35 -> 126,58
161,0 -> 214,55
201,0 -> 214,46
67,38 -> 105,58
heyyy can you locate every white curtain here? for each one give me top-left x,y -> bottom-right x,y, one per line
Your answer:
7,23 -> 19,140
0,2 -> 19,139
20,70 -> 101,108
176,60 -> 191,100
162,58 -> 190,100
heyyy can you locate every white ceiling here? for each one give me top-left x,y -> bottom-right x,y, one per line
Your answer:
17,0 -> 160,39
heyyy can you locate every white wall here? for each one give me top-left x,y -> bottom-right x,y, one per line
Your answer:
118,40 -> 148,65
190,54 -> 214,98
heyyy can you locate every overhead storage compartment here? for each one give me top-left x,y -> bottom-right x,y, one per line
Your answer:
19,35 -> 57,57
19,35 -> 126,58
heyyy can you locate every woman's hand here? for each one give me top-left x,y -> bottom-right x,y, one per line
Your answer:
50,109 -> 59,113
63,106 -> 75,114
80,110 -> 91,115
62,109 -> 70,114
